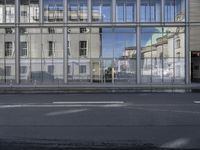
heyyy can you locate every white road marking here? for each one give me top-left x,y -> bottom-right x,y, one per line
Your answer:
0,103 -> 126,109
161,138 -> 190,148
193,101 -> 200,104
103,104 -> 128,107
52,101 -> 124,104
45,109 -> 88,116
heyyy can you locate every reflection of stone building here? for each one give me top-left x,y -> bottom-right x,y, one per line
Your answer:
68,27 -> 101,81
20,4 -> 39,22
141,27 -> 185,81
115,46 -> 136,74
0,29 -> 15,81
0,27 -> 102,82
123,47 -> 136,59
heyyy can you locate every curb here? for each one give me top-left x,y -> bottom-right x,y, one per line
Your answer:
0,85 -> 196,93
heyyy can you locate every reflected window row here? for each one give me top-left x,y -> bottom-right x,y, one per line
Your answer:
0,26 -> 185,84
0,0 -> 186,23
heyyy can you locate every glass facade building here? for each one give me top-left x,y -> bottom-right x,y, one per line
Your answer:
0,0 -> 197,86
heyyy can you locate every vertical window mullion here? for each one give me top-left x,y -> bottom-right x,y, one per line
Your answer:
124,1 -> 125,22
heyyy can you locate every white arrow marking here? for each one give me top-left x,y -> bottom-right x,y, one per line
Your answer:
45,109 -> 88,116
52,101 -> 124,104
161,138 -> 190,148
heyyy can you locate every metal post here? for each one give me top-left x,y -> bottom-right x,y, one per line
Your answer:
161,0 -> 164,23
112,0 -> 116,22
15,0 -> 20,84
3,1 -> 5,23
136,0 -> 141,84
63,0 -> 68,84
88,0 -> 92,23
185,0 -> 190,84
39,0 -> 43,24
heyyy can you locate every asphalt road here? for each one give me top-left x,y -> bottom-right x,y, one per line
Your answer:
0,93 -> 200,149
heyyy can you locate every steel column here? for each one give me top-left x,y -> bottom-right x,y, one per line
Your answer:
64,0 -> 68,84
161,0 -> 164,23
15,0 -> 20,84
136,0 -> 141,84
39,0 -> 43,24
112,0 -> 116,23
185,0 -> 190,84
88,0 -> 92,23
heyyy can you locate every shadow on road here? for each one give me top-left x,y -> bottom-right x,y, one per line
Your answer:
0,140 -> 198,150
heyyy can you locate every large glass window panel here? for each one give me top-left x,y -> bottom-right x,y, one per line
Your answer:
68,0 -> 88,22
0,28 -> 15,84
141,27 -> 185,84
79,0 -> 88,21
20,0 -> 39,23
30,0 -> 39,22
20,28 -> 64,85
116,0 -> 124,22
102,28 -> 113,58
102,0 -> 111,22
90,28 -> 102,82
101,28 -> 136,84
92,0 -> 112,22
0,0 -> 4,23
20,0 -> 29,23
163,27 -> 185,83
5,0 -> 15,23
164,0 -> 185,22
140,0 -> 161,22
21,1 -> 28,22
126,0 -> 135,22
68,27 -> 91,83
114,28 -> 136,58
141,27 -> 164,83
44,0 -> 63,22
20,28 -> 41,84
92,0 -> 101,21
116,0 -> 136,22
68,0 -> 78,21
41,28 -> 63,84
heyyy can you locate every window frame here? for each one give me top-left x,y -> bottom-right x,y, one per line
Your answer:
48,41 -> 55,57
5,41 -> 13,57
79,40 -> 87,57
79,65 -> 86,74
20,41 -> 28,57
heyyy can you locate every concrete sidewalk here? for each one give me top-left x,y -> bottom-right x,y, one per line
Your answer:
0,83 -> 199,93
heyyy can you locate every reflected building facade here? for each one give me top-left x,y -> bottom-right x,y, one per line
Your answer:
0,0 -> 196,85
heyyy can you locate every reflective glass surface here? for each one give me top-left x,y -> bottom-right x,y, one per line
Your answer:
6,0 -> 15,23
0,28 -> 15,84
141,0 -> 161,22
92,0 -> 112,22
44,0 -> 63,22
19,28 -> 64,84
68,0 -> 88,22
141,27 -> 185,83
164,0 -> 185,22
102,28 -> 136,83
116,0 -> 136,22
20,0 -> 39,23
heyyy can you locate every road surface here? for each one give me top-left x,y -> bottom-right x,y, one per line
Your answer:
0,93 -> 200,149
